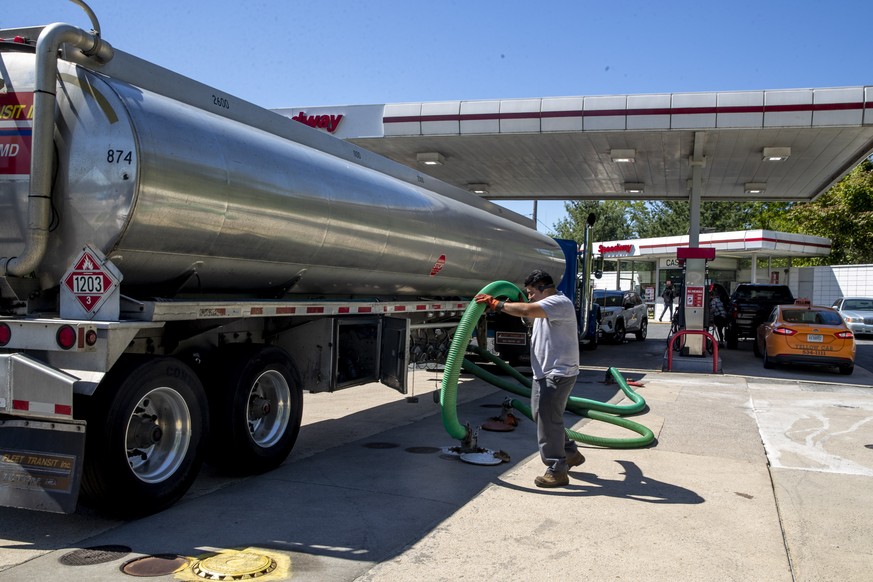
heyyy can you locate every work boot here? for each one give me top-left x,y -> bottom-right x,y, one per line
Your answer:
566,450 -> 585,468
534,470 -> 569,488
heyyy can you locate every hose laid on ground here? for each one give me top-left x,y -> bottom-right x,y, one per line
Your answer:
461,352 -> 654,448
439,282 -> 654,448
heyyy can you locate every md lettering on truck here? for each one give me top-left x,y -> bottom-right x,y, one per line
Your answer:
0,143 -> 20,157
291,111 -> 343,133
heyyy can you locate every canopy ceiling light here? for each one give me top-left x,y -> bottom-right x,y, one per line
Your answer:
762,147 -> 791,162
610,149 -> 636,163
744,182 -> 767,194
467,183 -> 489,195
416,152 -> 445,166
623,182 -> 645,193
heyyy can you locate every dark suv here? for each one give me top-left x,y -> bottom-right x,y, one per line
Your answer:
725,284 -> 795,349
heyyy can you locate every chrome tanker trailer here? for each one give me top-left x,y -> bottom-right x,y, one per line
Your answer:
0,16 -> 565,516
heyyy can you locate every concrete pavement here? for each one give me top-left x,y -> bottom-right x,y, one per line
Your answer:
1,322 -> 872,581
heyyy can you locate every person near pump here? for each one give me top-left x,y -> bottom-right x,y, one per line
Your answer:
709,284 -> 729,346
475,269 -> 583,488
659,279 -> 677,322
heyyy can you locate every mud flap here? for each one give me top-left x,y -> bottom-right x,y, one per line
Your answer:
0,419 -> 86,513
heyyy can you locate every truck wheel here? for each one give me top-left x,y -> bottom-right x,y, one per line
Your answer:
635,319 -> 648,341
207,345 -> 303,474
586,330 -> 599,351
81,356 -> 208,517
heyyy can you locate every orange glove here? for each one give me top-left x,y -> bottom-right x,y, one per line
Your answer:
474,293 -> 504,313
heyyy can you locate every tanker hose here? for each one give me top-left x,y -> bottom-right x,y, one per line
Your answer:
461,358 -> 654,448
439,281 -> 525,441
467,345 -> 647,415
440,283 -> 654,448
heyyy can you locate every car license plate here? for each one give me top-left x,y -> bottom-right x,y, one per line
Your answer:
807,334 -> 823,343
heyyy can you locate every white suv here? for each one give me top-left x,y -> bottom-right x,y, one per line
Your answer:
593,290 -> 648,343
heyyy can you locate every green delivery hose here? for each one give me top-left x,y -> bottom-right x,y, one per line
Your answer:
439,282 -> 654,448
461,354 -> 654,448
440,281 -> 525,440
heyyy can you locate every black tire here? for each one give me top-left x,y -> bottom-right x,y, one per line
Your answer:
839,364 -> 854,375
763,349 -> 775,369
582,328 -> 599,351
635,319 -> 648,341
80,356 -> 208,518
752,338 -> 761,358
613,320 -> 626,344
206,345 -> 303,475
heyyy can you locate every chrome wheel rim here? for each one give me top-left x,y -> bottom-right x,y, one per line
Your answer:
247,369 -> 291,448
125,387 -> 191,484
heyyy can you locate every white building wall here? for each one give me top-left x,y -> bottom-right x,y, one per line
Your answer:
799,264 -> 873,305
641,264 -> 873,306
602,264 -> 872,306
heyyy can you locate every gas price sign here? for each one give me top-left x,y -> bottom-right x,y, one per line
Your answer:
685,286 -> 705,308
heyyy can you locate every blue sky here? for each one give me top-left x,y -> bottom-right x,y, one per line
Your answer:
7,1 -> 871,230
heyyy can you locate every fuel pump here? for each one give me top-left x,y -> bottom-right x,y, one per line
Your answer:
676,247 -> 716,356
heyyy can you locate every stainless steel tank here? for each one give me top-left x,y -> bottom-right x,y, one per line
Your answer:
0,46 -> 564,299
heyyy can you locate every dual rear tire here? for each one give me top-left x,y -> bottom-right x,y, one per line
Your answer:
80,345 -> 302,517
206,345 -> 303,474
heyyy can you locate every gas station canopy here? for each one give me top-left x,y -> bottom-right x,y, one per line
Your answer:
595,229 -> 831,261
277,85 -> 873,203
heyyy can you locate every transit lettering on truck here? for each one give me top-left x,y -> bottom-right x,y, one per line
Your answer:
1,449 -> 76,492
0,94 -> 33,175
0,104 -> 29,119
0,92 -> 33,120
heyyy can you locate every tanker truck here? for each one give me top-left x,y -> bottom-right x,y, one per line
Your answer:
0,16 -> 595,516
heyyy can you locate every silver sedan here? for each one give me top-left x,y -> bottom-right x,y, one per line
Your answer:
832,297 -> 873,336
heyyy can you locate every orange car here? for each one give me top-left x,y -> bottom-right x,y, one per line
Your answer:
754,303 -> 856,375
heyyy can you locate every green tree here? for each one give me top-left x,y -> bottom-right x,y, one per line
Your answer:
627,200 -> 792,238
551,200 -> 633,242
780,159 -> 873,265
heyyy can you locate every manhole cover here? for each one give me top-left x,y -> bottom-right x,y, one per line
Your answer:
121,554 -> 189,577
405,446 -> 440,454
192,551 -> 277,580
59,545 -> 131,566
362,442 -> 398,449
460,450 -> 503,465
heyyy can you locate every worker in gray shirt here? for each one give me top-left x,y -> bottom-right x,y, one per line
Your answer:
476,269 -> 583,487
